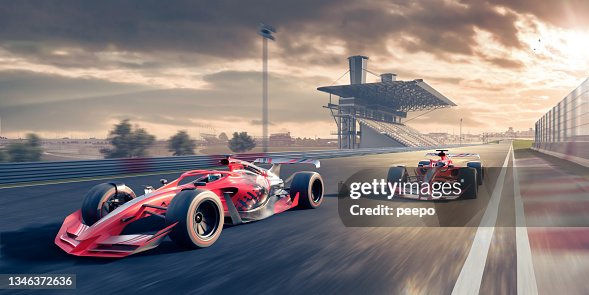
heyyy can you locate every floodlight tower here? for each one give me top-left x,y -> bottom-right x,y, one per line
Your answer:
460,118 -> 463,145
258,23 -> 276,153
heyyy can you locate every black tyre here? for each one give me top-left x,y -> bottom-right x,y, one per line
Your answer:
291,172 -> 324,209
387,166 -> 408,196
467,161 -> 484,185
166,189 -> 224,249
81,183 -> 136,226
458,167 -> 478,199
387,166 -> 408,183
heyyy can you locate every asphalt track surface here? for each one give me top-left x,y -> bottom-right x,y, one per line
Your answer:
1,142 -> 588,294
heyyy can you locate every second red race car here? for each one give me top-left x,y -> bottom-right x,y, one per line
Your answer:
387,149 -> 484,200
55,157 -> 324,258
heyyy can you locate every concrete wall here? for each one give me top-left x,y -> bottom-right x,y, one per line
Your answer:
534,77 -> 589,166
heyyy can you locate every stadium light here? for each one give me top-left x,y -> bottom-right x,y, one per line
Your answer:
460,118 -> 463,145
259,23 -> 276,153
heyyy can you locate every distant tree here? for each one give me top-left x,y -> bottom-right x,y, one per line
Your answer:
168,130 -> 196,156
228,132 -> 256,153
218,132 -> 229,142
100,120 -> 155,158
6,133 -> 43,162
132,128 -> 156,157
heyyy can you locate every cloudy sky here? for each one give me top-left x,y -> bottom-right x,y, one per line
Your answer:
1,0 -> 588,139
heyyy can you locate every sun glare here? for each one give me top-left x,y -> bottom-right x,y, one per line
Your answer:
532,27 -> 589,70
558,30 -> 589,60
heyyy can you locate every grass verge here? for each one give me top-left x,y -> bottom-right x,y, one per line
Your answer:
512,139 -> 533,150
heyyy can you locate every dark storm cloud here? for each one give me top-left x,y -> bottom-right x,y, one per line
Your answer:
478,54 -> 525,69
485,57 -> 524,69
392,0 -> 522,56
0,0 -> 527,68
0,0 -> 335,60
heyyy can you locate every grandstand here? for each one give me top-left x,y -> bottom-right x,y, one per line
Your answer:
356,118 -> 438,147
317,56 -> 456,149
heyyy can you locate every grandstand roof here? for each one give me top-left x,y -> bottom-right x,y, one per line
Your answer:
317,79 -> 456,112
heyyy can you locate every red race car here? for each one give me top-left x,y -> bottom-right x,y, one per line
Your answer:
55,157 -> 324,258
387,149 -> 484,200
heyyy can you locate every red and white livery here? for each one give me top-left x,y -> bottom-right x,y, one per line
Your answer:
387,149 -> 484,200
55,156 -> 324,258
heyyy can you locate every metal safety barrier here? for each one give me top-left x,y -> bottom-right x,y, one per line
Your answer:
0,146 -> 465,185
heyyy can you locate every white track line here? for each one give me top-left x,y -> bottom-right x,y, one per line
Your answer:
512,145 -> 539,295
451,144 -> 512,295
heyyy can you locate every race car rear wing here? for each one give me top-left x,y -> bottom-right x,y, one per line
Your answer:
254,158 -> 320,175
425,153 -> 480,159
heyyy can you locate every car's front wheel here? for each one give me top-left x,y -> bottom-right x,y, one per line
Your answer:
291,172 -> 324,209
166,189 -> 224,248
81,183 -> 136,226
387,166 -> 408,184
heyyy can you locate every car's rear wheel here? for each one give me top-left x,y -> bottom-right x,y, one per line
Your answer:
466,161 -> 484,185
166,189 -> 224,248
458,167 -> 478,199
291,172 -> 324,209
81,183 -> 136,226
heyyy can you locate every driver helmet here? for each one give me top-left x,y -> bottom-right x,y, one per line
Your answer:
208,173 -> 222,182
436,161 -> 446,167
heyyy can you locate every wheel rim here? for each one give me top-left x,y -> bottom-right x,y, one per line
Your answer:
193,200 -> 220,240
311,179 -> 323,203
100,193 -> 132,218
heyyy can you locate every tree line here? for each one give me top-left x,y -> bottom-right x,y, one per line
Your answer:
101,119 -> 256,158
0,119 -> 257,162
